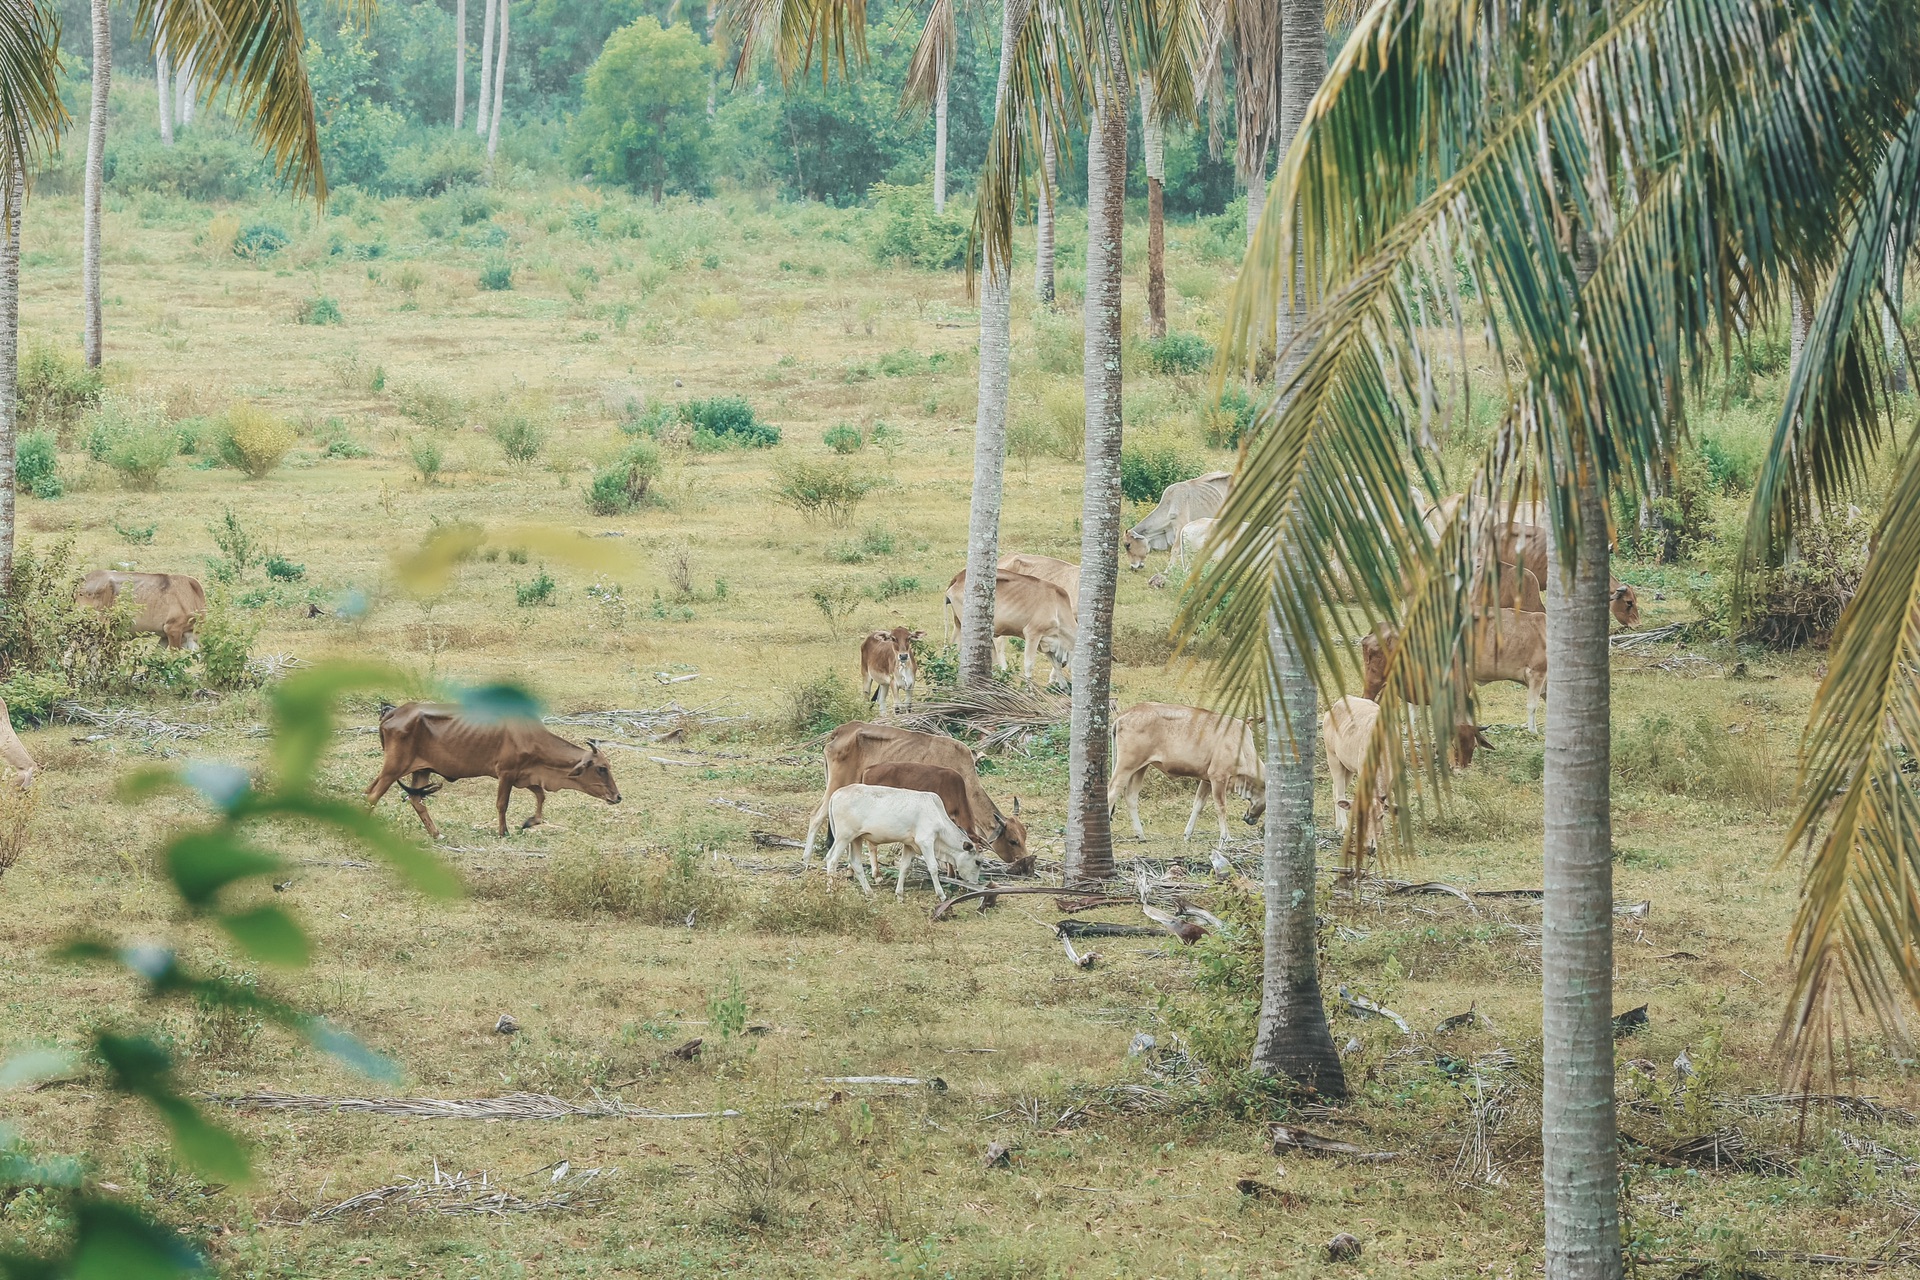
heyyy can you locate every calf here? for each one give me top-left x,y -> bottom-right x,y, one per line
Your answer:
1125,471 -> 1234,570
824,783 -> 982,900
803,722 -> 1029,870
366,702 -> 623,838
1108,702 -> 1265,845
1322,695 -> 1392,856
0,699 -> 37,788
859,626 -> 921,714
861,761 -> 1033,875
75,570 -> 207,650
942,569 -> 1076,686
1170,518 -> 1216,571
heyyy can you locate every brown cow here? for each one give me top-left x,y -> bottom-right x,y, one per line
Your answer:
859,626 -> 921,714
0,699 -> 37,788
1108,703 -> 1265,845
1419,499 -> 1640,628
1357,631 -> 1494,768
859,761 -> 1029,876
942,569 -> 1076,686
1470,608 -> 1549,733
366,702 -> 622,838
802,722 -> 1030,871
75,570 -> 207,649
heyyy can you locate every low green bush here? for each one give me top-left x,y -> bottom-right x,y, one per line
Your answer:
1120,440 -> 1204,504
216,404 -> 296,479
264,553 -> 305,582
684,396 -> 779,448
394,379 -> 465,430
233,221 -> 289,260
489,410 -> 549,464
408,435 -> 445,484
516,568 -> 557,606
15,430 -> 60,497
297,294 -> 343,325
17,342 -> 101,432
773,459 -> 876,526
785,670 -> 869,735
478,256 -> 514,291
1142,332 -> 1213,376
85,401 -> 178,490
822,423 -> 864,454
586,440 -> 661,515
196,602 -> 259,690
869,181 -> 968,270
1203,386 -> 1258,449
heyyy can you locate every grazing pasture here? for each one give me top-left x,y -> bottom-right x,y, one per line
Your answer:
2,182 -> 1914,1278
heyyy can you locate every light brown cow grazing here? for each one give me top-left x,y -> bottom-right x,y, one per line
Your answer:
0,699 -> 37,788
942,569 -> 1076,686
1107,702 -> 1266,845
860,761 -> 1031,875
75,570 -> 207,649
1357,631 -> 1494,768
859,626 -> 922,714
1470,608 -> 1549,733
1125,472 -> 1233,570
366,702 -> 622,838
803,722 -> 1029,870
998,553 -> 1080,613
1322,695 -> 1391,856
1494,522 -> 1641,628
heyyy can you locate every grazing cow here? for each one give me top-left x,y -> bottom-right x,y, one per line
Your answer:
1494,522 -> 1641,628
1357,631 -> 1494,767
859,761 -> 1030,875
859,626 -> 922,714
366,702 -> 623,838
998,554 -> 1080,614
1170,518 -> 1216,570
824,783 -> 982,900
942,569 -> 1076,686
1107,702 -> 1266,845
1125,471 -> 1233,570
75,570 -> 207,650
1470,608 -> 1549,733
803,722 -> 1029,871
1322,695 -> 1392,856
0,700 -> 37,788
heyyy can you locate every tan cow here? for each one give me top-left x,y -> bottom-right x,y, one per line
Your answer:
1495,522 -> 1640,628
1107,702 -> 1266,845
366,702 -> 623,838
860,761 -> 1033,874
942,569 -> 1076,686
998,553 -> 1080,613
859,626 -> 921,714
0,700 -> 37,788
1125,471 -> 1233,570
803,722 -> 1029,870
1322,695 -> 1391,856
1357,631 -> 1494,768
75,570 -> 207,650
1470,608 -> 1549,733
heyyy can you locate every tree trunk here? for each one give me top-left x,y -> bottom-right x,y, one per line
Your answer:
155,10 -> 174,147
1790,283 -> 1812,368
1243,146 -> 1267,251
1885,236 -> 1907,394
1141,77 -> 1166,339
486,0 -> 508,168
933,60 -> 949,214
0,165 -> 22,594
1248,0 -> 1344,1098
475,0 -> 497,139
176,49 -> 194,128
1541,461 -> 1621,1279
1062,85 -> 1127,885
454,0 -> 467,129
82,0 -> 109,369
1034,122 -> 1057,306
957,0 -> 1032,689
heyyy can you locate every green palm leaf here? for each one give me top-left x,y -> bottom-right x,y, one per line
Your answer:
0,0 -> 66,195
721,0 -> 868,87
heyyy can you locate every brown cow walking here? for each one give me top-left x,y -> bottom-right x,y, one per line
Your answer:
366,702 -> 622,838
75,570 -> 207,649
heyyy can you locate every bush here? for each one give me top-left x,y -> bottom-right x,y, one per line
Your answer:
1120,440 -> 1204,504
0,668 -> 71,725
869,181 -> 968,270
785,670 -> 869,736
568,18 -> 713,200
233,221 -> 289,260
822,423 -> 864,454
488,410 -> 549,464
216,404 -> 296,479
1613,447 -> 1714,563
297,294 -> 343,326
478,256 -> 514,291
1696,513 -> 1869,648
17,342 -> 102,432
264,553 -> 305,582
516,568 -> 557,607
15,430 -> 60,498
1203,386 -> 1259,449
394,380 -> 465,430
196,602 -> 259,690
773,459 -> 877,526
408,435 -> 446,484
1142,332 -> 1213,376
586,440 -> 662,515
0,538 -> 178,698
207,508 -> 260,581
544,848 -> 738,925
684,396 -> 779,448
85,400 -> 178,490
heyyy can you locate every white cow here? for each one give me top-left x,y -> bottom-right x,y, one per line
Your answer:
1125,472 -> 1233,570
824,783 -> 983,900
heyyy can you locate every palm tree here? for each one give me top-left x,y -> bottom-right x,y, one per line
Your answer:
906,0 -> 956,212
1140,74 -> 1166,338
1228,0 -> 1275,250
155,3 -> 174,147
454,0 -> 468,128
0,163 -> 23,595
475,0 -> 497,139
82,0 -> 109,368
1035,120 -> 1057,305
486,0 -> 509,167
1184,0 -> 1920,1272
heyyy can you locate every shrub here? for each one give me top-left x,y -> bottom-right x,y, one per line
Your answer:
196,602 -> 259,690
868,421 -> 904,455
0,538 -> 175,698
216,404 -> 295,479
785,670 -> 869,735
85,400 -> 178,490
408,435 -> 446,484
17,342 -> 102,432
113,521 -> 156,545
394,380 -> 465,430
488,410 -> 549,464
297,294 -> 343,325
233,221 -> 289,260
207,508 -> 260,581
516,568 -> 557,607
773,459 -> 876,526
478,256 -> 514,291
684,396 -> 779,448
15,430 -> 60,497
1696,513 -> 1869,647
1613,712 -> 1781,809
869,181 -> 968,270
1142,332 -> 1213,376
544,848 -> 737,925
822,423 -> 864,454
0,669 -> 71,725
1613,447 -> 1714,563
264,553 -> 305,582
1203,386 -> 1259,449
1120,440 -> 1204,504
586,440 -> 662,515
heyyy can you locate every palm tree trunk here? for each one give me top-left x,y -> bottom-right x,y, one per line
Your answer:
485,0 -> 508,168
155,14 -> 174,147
82,0 -> 109,369
933,60 -> 949,214
1035,123 -> 1057,306
1885,236 -> 1907,394
1248,0 -> 1344,1098
1063,84 -> 1127,885
176,49 -> 194,129
1790,283 -> 1812,367
454,0 -> 467,129
1243,146 -> 1267,251
475,0 -> 497,139
958,0 -> 1032,689
1541,462 -> 1621,1280
1141,77 -> 1166,340
0,166 -> 22,594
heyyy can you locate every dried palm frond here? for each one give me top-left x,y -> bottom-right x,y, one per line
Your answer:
293,1160 -> 615,1223
894,684 -> 1069,754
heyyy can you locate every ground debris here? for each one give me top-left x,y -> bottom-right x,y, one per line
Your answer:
542,702 -> 743,739
204,1090 -> 742,1121
891,684 -> 1069,755
58,703 -> 212,740
284,1160 -> 615,1223
1271,1126 -> 1399,1162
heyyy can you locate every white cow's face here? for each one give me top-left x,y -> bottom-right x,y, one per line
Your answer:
945,836 -> 982,885
1125,535 -> 1149,570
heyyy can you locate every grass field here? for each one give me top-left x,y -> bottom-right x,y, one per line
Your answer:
1,181 -> 1916,1279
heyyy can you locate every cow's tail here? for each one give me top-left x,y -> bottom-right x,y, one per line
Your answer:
397,776 -> 443,799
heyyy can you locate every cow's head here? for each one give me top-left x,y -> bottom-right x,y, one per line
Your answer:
1039,630 -> 1075,681
1336,792 -> 1395,855
1241,792 -> 1266,827
941,832 -> 984,886
566,740 -> 623,804
1124,533 -> 1150,570
1610,584 -> 1641,629
1359,632 -> 1391,702
1452,722 -> 1495,768
992,803 -> 1033,874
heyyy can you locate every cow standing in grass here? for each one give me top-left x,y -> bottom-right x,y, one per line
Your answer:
824,783 -> 981,900
859,626 -> 921,714
366,702 -> 623,838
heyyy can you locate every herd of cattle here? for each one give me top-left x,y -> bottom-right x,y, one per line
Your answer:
0,476 -> 1642,897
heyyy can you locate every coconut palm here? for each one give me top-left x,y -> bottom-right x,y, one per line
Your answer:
82,0 -> 108,367
154,2 -> 173,147
454,0 -> 468,128
1183,0 -> 1920,1272
475,0 -> 497,138
486,0 -> 509,167
1035,119 -> 1056,304
905,0 -> 956,212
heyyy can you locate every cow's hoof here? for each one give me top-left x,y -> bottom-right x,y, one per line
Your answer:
519,817 -> 546,831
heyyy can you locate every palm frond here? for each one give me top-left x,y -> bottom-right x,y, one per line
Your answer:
902,0 -> 956,116
970,0 -> 1085,282
719,0 -> 867,88
0,0 -> 67,199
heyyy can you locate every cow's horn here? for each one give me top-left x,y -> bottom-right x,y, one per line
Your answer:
1012,795 -> 1021,816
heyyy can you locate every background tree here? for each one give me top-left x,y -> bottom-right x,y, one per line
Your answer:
454,0 -> 467,127
82,0 -> 110,367
475,0 -> 496,140
906,0 -> 956,211
485,0 -> 509,166
570,18 -> 713,200
1140,74 -> 1165,338
154,2 -> 173,146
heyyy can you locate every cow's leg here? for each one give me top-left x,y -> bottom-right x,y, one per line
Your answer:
1182,780 -> 1212,841
1329,757 -> 1352,835
1212,778 -> 1233,846
824,833 -> 847,875
365,763 -> 405,806
521,786 -> 548,830
495,777 -> 514,836
403,779 -> 442,840
992,636 -> 1009,672
1126,771 -> 1148,839
801,797 -> 831,868
1525,670 -> 1545,734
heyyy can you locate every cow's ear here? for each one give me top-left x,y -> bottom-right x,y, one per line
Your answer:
1012,795 -> 1021,816
569,750 -> 592,776
1336,799 -> 1352,811
909,629 -> 924,640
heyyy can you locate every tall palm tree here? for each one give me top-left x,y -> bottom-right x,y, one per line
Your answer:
1183,0 -> 1920,1273
475,0 -> 497,139
906,0 -> 956,212
454,0 -> 467,128
82,0 -> 109,367
155,3 -> 174,147
1035,120 -> 1056,304
1140,74 -> 1166,338
486,0 -> 508,167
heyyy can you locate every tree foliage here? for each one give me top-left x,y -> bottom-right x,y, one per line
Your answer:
569,18 -> 713,200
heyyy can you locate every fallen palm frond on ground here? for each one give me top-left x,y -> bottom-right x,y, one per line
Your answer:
58,703 -> 212,740
205,1090 -> 742,1121
287,1160 -> 616,1223
544,701 -> 744,739
893,684 -> 1069,754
